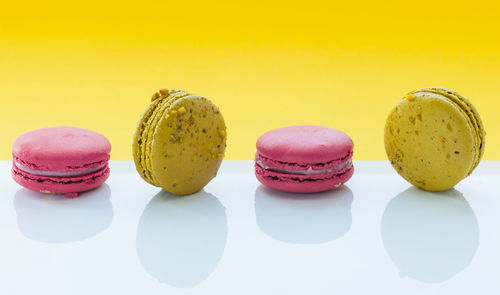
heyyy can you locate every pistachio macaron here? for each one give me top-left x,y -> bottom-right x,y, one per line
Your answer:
133,89 -> 227,195
384,87 -> 485,191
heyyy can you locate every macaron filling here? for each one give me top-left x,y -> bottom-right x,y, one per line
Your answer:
14,161 -> 106,177
256,157 -> 352,175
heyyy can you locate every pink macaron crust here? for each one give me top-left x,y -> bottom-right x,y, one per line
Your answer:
255,125 -> 354,193
12,126 -> 111,198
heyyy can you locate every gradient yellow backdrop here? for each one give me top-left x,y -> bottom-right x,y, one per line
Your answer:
1,0 -> 499,160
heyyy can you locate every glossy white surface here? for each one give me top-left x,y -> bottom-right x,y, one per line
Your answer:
1,161 -> 499,294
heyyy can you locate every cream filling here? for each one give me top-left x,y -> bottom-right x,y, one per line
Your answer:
256,158 -> 352,175
15,162 -> 106,177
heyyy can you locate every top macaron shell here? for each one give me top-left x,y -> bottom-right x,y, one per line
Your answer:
13,126 -> 111,172
257,125 -> 353,168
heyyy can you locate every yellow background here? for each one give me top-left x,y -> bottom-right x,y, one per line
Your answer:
1,0 -> 499,160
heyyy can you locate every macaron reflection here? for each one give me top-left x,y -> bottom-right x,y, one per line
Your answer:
255,185 -> 353,244
381,187 -> 479,283
136,190 -> 227,288
14,184 -> 113,243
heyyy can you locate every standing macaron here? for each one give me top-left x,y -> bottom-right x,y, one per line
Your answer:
384,87 -> 485,191
255,125 -> 354,193
12,126 -> 111,198
132,89 -> 227,195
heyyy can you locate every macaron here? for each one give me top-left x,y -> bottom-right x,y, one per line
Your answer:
255,125 -> 354,193
384,87 -> 485,191
132,89 -> 227,195
12,126 -> 111,198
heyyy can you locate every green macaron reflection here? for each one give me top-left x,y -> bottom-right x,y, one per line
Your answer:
255,185 -> 353,244
136,190 -> 227,288
14,184 -> 113,243
381,187 -> 479,283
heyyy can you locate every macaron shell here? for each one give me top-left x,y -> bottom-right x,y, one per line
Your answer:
133,92 -> 178,185
151,95 -> 227,195
257,125 -> 353,166
134,91 -> 190,186
385,91 -> 476,191
413,87 -> 485,173
255,163 -> 354,193
12,165 -> 110,195
13,126 -> 111,172
145,92 -> 193,185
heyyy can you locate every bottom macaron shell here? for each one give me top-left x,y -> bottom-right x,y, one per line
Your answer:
12,166 -> 110,197
255,164 -> 354,193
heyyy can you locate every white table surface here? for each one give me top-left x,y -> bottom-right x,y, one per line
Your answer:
0,161 -> 499,294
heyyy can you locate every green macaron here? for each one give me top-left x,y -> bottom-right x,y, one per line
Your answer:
133,89 -> 227,195
384,87 -> 485,191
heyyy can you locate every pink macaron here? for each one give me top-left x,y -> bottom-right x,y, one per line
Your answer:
255,125 -> 354,193
12,126 -> 111,198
